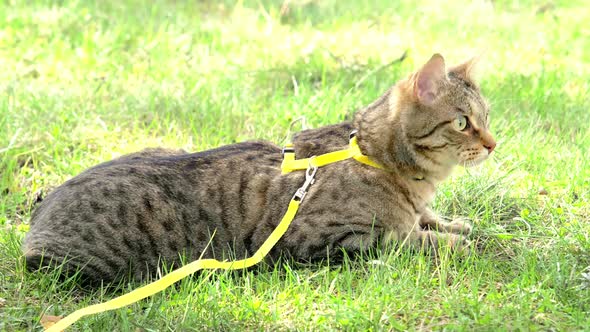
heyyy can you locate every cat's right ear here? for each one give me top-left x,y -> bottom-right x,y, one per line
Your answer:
448,55 -> 481,86
415,54 -> 448,106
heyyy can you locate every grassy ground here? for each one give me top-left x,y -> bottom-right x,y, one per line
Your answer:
1,0 -> 589,330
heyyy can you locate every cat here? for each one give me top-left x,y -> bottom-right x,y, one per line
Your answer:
22,54 -> 496,284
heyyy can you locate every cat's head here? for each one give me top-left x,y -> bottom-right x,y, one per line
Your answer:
400,54 -> 496,169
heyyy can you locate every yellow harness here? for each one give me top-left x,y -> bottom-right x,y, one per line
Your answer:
44,131 -> 383,331
281,131 -> 385,174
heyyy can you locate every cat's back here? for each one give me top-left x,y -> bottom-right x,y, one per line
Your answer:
23,141 -> 282,283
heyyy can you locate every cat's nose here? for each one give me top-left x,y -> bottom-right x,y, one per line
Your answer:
483,140 -> 496,154
480,131 -> 496,154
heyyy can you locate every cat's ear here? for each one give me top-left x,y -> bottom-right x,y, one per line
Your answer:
449,55 -> 481,85
415,53 -> 448,106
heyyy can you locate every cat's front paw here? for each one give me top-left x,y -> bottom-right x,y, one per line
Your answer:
447,217 -> 473,235
442,232 -> 471,254
416,231 -> 471,255
453,236 -> 472,255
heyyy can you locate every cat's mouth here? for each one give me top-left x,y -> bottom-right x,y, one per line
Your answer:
458,149 -> 490,167
461,158 -> 486,168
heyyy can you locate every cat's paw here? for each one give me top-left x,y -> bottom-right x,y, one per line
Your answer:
446,217 -> 473,235
444,233 -> 470,253
453,236 -> 472,255
417,231 -> 471,255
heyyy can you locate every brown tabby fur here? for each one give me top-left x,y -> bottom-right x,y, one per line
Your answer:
23,54 -> 496,284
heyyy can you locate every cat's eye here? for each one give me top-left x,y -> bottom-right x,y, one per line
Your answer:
453,115 -> 469,131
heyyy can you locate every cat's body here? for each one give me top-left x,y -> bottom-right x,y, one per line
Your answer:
23,54 -> 496,284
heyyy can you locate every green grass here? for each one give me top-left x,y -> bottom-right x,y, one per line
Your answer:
1,0 -> 590,330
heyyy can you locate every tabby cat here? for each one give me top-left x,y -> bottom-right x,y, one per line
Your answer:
23,54 -> 496,284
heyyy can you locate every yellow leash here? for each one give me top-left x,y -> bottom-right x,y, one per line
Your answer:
44,131 -> 382,331
46,199 -> 305,332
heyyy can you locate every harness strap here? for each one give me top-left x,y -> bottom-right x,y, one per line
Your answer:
281,131 -> 385,174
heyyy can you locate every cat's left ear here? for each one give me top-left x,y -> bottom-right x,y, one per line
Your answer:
415,53 -> 448,106
448,55 -> 481,86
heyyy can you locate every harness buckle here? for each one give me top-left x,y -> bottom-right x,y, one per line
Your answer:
292,157 -> 318,202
